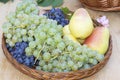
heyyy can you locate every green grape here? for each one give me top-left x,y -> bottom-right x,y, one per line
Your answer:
68,60 -> 74,67
49,28 -> 57,36
79,55 -> 85,62
39,60 -> 45,67
95,54 -> 104,62
54,33 -> 62,43
60,62 -> 66,70
39,31 -> 46,39
2,27 -> 9,33
87,50 -> 97,58
53,49 -> 62,54
9,41 -> 15,47
51,20 -> 57,27
16,33 -> 21,38
31,9 -> 39,15
89,58 -> 94,64
89,58 -> 98,65
28,37 -> 34,42
57,25 -> 63,31
28,30 -> 34,36
21,29 -> 27,35
6,39 -> 10,43
14,19 -> 20,26
43,52 -> 51,62
57,41 -> 65,50
33,50 -> 39,57
77,62 -> 83,68
34,19 -> 40,25
93,59 -> 98,65
25,47 -> 32,55
16,3 -> 23,11
52,60 -> 58,67
59,56 -> 66,61
12,35 -> 18,43
67,45 -> 73,52
36,66 -> 41,70
42,24 -> 49,32
7,12 -> 16,20
2,23 -> 11,33
46,38 -> 53,45
30,4 -> 36,11
75,46 -> 82,55
72,65 -> 78,71
16,13 -> 23,19
67,57 -> 72,61
16,28 -> 21,32
63,70 -> 69,72
23,20 -> 29,26
57,69 -> 62,72
18,38 -> 22,42
56,63 -> 61,69
29,41 -> 36,48
30,24 -> 36,30
52,68 -> 58,72
69,51 -> 76,58
22,3 -> 27,10
47,64 -> 52,71
52,49 -> 60,57
73,54 -> 80,61
25,6 -> 31,14
42,65 -> 48,71
83,64 -> 91,69
6,22 -> 12,28
37,45 -> 42,49
6,33 -> 12,39
65,67 -> 71,72
22,35 -> 28,41
82,47 -> 88,54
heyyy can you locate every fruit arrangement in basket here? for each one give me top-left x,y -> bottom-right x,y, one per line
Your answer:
2,0 -> 111,79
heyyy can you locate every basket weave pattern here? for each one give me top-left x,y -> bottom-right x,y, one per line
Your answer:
2,20 -> 112,80
80,0 -> 120,11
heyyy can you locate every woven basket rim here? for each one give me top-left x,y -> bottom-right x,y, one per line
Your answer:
2,20 -> 112,79
82,3 -> 120,11
80,0 -> 120,11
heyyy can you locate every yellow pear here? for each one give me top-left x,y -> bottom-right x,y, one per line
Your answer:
69,8 -> 94,39
63,25 -> 79,43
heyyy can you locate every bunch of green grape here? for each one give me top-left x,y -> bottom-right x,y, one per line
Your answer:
2,0 -> 39,47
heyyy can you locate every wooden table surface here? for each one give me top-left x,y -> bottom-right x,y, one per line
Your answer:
0,0 -> 120,80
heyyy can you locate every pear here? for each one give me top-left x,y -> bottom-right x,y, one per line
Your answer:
84,27 -> 110,54
69,8 -> 94,39
63,25 -> 79,43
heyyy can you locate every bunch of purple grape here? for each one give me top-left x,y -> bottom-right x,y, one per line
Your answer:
6,42 -> 36,68
44,8 -> 69,27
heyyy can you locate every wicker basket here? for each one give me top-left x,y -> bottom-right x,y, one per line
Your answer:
2,20 -> 112,80
80,0 -> 120,11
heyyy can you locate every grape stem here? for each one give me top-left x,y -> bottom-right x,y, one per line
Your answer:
34,41 -> 46,64
50,52 -> 69,60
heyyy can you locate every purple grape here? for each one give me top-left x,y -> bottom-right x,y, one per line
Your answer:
44,8 -> 69,27
6,41 -> 36,68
